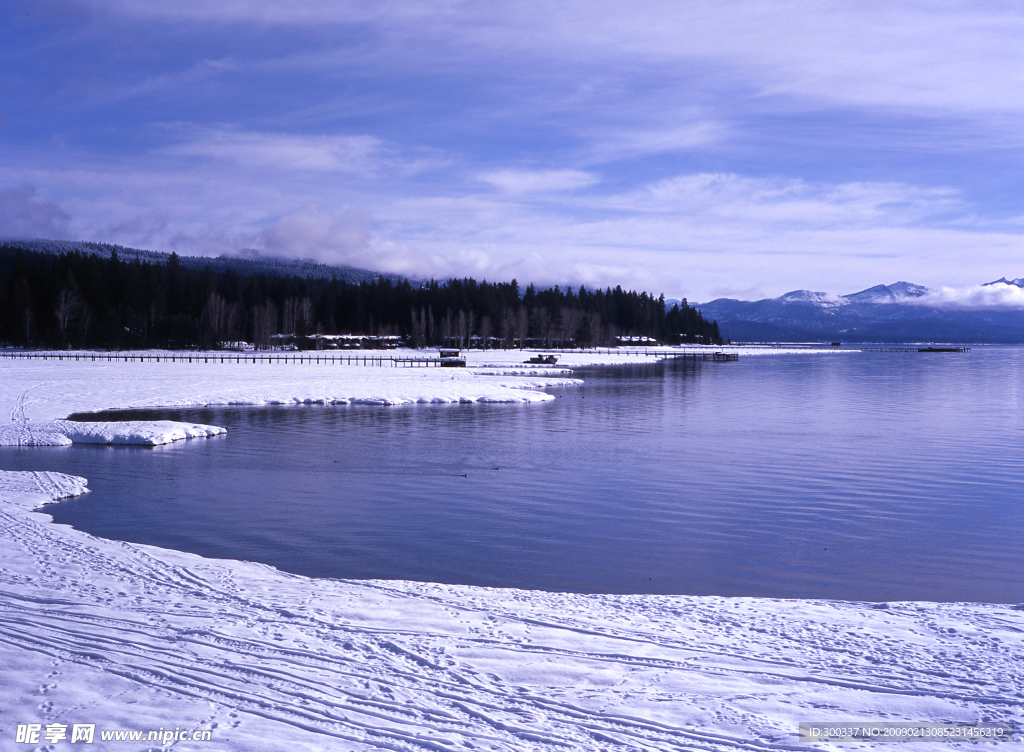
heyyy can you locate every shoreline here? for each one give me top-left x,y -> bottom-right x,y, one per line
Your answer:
0,345 -> 840,446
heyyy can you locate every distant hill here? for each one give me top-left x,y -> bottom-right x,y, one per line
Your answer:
0,238 -> 403,285
698,281 -> 1024,343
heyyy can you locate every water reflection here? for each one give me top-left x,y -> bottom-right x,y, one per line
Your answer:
3,350 -> 1022,602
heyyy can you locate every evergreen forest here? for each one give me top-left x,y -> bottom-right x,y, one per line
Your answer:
0,243 -> 722,350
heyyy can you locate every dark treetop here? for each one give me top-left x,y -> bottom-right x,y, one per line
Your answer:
0,241 -> 721,350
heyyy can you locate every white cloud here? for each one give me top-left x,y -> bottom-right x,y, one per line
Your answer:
4,149 -> 1022,304
255,204 -> 372,264
14,0 -> 1024,306
615,174 -> 963,229
82,1 -> 1024,117
166,131 -> 385,175
913,283 -> 1024,310
0,185 -> 71,239
79,0 -> 458,25
478,169 -> 599,194
359,174 -> 1023,300
585,120 -> 729,162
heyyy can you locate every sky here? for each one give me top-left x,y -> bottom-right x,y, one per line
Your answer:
2,1 -> 1024,302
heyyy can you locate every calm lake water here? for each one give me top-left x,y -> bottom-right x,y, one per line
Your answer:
4,348 -> 1023,603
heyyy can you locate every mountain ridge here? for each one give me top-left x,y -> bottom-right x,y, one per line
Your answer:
0,238 -> 404,285
698,279 -> 1024,343
984,277 -> 1024,288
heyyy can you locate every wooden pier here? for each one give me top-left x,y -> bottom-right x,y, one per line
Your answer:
0,348 -> 738,365
846,346 -> 970,353
526,348 -> 739,361
0,352 -> 446,367
0,347 -> 739,367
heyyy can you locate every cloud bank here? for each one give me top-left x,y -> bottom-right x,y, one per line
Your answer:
4,1 -> 1024,300
166,132 -> 386,175
0,186 -> 71,240
914,283 -> 1024,310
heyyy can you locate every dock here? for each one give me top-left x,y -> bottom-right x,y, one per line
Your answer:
0,352 -> 448,367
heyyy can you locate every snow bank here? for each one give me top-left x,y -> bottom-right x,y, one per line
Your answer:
0,419 -> 225,447
0,350 -> 584,446
53,420 -> 226,445
0,422 -> 73,446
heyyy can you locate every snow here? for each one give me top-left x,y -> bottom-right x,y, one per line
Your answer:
0,420 -> 225,447
0,350 -> 1020,750
0,349 -> 588,446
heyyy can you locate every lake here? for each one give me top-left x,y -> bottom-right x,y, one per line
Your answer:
4,348 -> 1022,602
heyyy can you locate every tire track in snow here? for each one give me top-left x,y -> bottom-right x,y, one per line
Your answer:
31,471 -> 85,501
354,582 -> 1024,712
2,588 -> 1018,752
7,386 -> 35,445
4,383 -> 70,446
0,583 -> 819,750
10,385 -> 32,423
11,381 -> 56,423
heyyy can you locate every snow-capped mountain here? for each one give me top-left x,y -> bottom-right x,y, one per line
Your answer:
771,281 -> 932,307
984,277 -> 1024,288
841,281 -> 931,304
698,280 -> 1024,343
776,289 -> 844,305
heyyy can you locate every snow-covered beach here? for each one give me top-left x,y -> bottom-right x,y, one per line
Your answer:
1,349 -> 1020,750
0,349 -> 589,447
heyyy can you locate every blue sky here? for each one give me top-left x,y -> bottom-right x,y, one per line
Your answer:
2,0 -> 1024,301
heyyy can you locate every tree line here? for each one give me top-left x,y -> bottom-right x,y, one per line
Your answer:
0,244 -> 722,350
